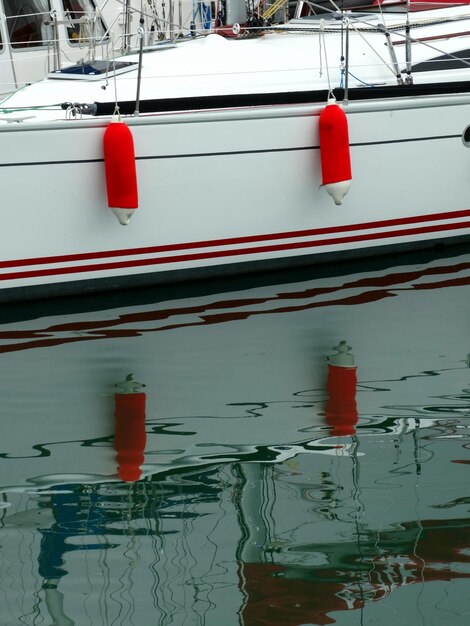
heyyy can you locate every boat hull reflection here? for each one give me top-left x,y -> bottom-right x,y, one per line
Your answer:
0,250 -> 469,624
1,251 -> 470,489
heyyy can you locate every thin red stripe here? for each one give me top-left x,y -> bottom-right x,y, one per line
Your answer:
392,30 -> 470,46
1,209 -> 470,270
2,219 -> 470,282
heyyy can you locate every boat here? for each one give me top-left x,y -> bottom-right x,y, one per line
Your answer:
2,0 -> 470,302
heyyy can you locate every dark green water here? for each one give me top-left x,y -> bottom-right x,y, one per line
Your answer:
0,248 -> 469,625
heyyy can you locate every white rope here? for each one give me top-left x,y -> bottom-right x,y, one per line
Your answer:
111,43 -> 120,119
319,19 -> 334,101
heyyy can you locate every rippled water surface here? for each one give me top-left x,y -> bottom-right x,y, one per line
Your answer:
0,249 -> 469,625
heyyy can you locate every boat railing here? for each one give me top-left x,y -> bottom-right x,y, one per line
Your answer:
1,7 -> 107,66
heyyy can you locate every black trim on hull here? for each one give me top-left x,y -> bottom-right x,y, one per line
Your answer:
2,233 -> 470,305
0,134 -> 461,169
92,80 -> 470,116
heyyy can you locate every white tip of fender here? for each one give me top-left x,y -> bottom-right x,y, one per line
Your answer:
324,180 -> 351,205
112,208 -> 136,225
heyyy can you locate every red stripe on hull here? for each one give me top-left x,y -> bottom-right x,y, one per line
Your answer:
1,219 -> 470,282
1,209 -> 470,270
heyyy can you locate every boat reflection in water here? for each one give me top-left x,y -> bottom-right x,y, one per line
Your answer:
0,249 -> 469,625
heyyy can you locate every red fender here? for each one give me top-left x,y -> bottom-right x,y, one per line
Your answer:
103,119 -> 138,224
319,101 -> 352,205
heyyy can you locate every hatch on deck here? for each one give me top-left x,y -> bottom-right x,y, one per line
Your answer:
48,60 -> 138,80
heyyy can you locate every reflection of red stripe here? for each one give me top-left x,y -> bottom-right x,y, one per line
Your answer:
2,219 -> 470,281
2,275 -> 470,354
1,209 -> 470,270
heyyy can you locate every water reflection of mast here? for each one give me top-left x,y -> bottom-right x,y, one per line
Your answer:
37,485 -> 114,626
234,463 -> 271,565
235,341 -> 361,568
326,341 -> 366,618
233,342 -> 364,625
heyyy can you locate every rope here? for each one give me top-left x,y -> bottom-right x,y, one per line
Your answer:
346,70 -> 378,87
0,104 -> 63,113
112,48 -> 120,119
264,13 -> 470,75
264,12 -> 470,34
319,19 -> 334,100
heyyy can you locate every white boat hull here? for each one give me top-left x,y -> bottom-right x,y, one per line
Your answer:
2,94 -> 470,300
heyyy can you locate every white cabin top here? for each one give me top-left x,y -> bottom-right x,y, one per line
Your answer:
2,3 -> 470,123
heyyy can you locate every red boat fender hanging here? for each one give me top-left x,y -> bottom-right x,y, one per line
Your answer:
325,341 -> 358,436
114,374 -> 147,482
319,99 -> 352,206
103,116 -> 138,225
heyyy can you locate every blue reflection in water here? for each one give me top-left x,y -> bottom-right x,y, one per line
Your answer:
38,485 -> 115,581
0,249 -> 469,625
